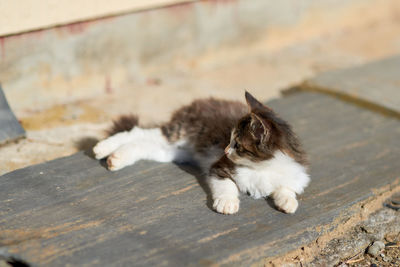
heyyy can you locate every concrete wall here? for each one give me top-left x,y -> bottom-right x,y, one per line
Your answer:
1,0 -> 399,113
0,0 -> 194,36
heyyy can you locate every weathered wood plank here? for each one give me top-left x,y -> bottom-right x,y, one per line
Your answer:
0,86 -> 25,145
302,55 -> 400,117
0,92 -> 399,266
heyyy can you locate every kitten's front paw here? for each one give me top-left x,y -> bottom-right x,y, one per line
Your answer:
272,188 -> 299,214
273,194 -> 298,214
213,197 -> 239,215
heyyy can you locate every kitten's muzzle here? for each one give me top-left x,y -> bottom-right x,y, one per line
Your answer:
225,145 -> 233,156
224,145 -> 229,155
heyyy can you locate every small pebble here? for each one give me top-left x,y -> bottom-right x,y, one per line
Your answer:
391,193 -> 400,205
367,241 -> 385,257
383,255 -> 392,262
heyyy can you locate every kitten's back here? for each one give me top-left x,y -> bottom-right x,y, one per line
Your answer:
161,98 -> 247,152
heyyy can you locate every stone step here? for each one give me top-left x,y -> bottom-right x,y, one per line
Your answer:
297,55 -> 400,118
0,86 -> 25,145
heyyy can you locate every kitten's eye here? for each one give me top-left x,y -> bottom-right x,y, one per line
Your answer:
234,142 -> 241,150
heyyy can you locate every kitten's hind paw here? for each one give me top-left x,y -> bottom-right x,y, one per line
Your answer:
213,197 -> 240,215
107,154 -> 127,171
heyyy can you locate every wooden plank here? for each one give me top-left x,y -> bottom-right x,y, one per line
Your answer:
0,92 -> 399,266
0,86 -> 25,145
302,55 -> 400,117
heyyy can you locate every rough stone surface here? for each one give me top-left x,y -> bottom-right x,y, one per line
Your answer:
1,92 -> 399,266
309,207 -> 400,266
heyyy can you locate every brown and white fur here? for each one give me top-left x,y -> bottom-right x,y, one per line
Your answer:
93,92 -> 310,214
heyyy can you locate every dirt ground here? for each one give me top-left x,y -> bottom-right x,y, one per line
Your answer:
317,207 -> 400,267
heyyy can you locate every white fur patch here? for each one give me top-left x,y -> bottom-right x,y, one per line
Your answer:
94,127 -> 186,171
233,151 -> 310,199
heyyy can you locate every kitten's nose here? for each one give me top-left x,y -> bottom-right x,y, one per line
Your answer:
224,145 -> 231,155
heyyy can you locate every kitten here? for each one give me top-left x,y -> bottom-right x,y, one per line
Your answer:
93,92 -> 310,214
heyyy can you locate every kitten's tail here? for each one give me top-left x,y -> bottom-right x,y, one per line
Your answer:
107,114 -> 139,136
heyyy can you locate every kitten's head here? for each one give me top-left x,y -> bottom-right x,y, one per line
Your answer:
225,91 -> 306,166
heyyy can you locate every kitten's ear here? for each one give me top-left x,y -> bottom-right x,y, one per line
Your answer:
245,91 -> 270,112
250,113 -> 270,142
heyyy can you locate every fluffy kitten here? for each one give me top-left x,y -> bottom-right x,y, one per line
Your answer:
93,92 -> 310,214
